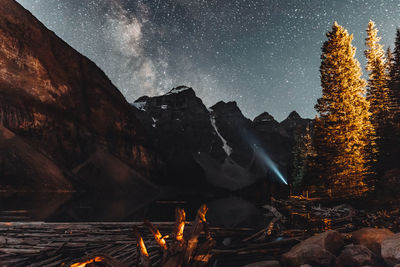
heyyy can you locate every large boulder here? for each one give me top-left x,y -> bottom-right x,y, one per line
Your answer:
336,244 -> 383,267
281,231 -> 343,267
243,260 -> 281,267
352,227 -> 394,256
281,244 -> 335,267
301,230 -> 345,254
382,233 -> 400,266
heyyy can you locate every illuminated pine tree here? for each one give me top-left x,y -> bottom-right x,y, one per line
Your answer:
365,21 -> 391,122
386,47 -> 393,75
314,22 -> 375,198
364,21 -> 391,177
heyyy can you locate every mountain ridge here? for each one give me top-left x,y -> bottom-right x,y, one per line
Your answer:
0,0 -> 311,194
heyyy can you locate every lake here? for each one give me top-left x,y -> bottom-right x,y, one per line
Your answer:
0,191 -> 269,229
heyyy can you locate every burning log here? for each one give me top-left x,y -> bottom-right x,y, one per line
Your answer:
135,204 -> 215,267
69,255 -> 128,267
144,220 -> 168,251
174,208 -> 186,243
70,256 -> 104,267
133,226 -> 152,267
183,204 -> 208,265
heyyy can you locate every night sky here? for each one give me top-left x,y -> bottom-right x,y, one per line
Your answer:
16,0 -> 400,121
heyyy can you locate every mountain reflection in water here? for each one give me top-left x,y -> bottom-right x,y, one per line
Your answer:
0,193 -> 267,228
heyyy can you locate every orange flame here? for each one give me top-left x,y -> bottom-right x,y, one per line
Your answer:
175,208 -> 186,241
197,204 -> 208,223
138,236 -> 149,257
144,220 -> 168,250
154,230 -> 168,250
70,256 -> 104,267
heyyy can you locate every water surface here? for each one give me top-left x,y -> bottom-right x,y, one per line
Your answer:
0,192 -> 268,228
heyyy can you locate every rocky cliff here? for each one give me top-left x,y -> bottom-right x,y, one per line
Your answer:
0,0 -> 158,192
132,86 -> 227,186
133,86 -> 312,191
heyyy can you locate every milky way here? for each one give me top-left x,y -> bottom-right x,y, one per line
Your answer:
16,0 -> 400,121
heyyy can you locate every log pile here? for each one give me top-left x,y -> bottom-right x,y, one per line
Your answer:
0,205 -> 290,267
132,204 -> 216,267
0,203 -> 307,266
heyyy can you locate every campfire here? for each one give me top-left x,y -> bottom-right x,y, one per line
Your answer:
69,204 -> 215,267
134,204 -> 215,267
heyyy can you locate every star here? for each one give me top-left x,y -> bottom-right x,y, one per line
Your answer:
15,0 -> 400,121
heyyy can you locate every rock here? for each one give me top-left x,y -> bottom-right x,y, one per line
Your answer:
336,244 -> 382,267
303,230 -> 345,254
0,0 -> 157,189
243,260 -> 281,267
281,231 -> 344,267
382,233 -> 400,266
281,243 -> 335,267
352,227 -> 394,256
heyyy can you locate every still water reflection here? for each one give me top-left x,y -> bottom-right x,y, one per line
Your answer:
0,193 -> 268,228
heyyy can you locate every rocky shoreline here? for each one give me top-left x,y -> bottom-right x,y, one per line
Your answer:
264,228 -> 399,267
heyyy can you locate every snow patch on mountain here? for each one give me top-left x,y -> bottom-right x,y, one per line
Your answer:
132,101 -> 146,111
152,117 -> 158,128
166,86 -> 190,95
210,115 -> 232,156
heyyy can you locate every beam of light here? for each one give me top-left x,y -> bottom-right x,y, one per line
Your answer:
253,144 -> 288,185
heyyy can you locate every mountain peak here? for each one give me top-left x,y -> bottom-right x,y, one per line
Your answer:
286,111 -> 301,120
253,112 -> 275,123
165,86 -> 194,96
210,101 -> 239,112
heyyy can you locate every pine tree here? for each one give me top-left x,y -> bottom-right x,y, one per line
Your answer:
364,21 -> 391,178
314,22 -> 375,198
291,126 -> 313,191
386,47 -> 393,75
387,29 -> 400,170
389,29 -> 400,114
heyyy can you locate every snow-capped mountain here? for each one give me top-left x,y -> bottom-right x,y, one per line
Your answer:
132,86 -> 312,190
